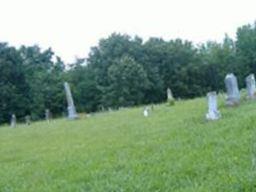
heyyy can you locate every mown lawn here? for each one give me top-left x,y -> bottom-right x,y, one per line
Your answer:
0,97 -> 256,191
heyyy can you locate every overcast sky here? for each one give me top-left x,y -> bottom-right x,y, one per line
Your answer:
0,0 -> 255,63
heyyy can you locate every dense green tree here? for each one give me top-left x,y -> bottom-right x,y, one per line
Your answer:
87,33 -> 143,87
0,43 -> 29,123
19,46 -> 66,120
68,61 -> 101,112
1,21 -> 256,124
143,38 -> 199,98
197,36 -> 237,92
102,56 -> 149,108
236,23 -> 256,84
0,44 -> 66,123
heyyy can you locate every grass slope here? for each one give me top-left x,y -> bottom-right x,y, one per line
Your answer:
0,97 -> 256,192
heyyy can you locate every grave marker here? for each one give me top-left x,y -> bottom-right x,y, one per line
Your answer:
206,92 -> 221,120
224,73 -> 240,106
245,74 -> 256,99
10,114 -> 16,128
64,82 -> 78,119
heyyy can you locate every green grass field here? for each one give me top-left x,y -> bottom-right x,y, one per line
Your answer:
1,97 -> 256,192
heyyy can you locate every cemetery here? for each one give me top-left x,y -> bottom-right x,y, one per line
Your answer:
0,71 -> 256,191
0,5 -> 256,190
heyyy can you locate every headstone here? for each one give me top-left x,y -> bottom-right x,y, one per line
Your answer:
25,115 -> 31,125
10,114 -> 16,128
206,92 -> 221,120
143,107 -> 149,117
45,109 -> 51,122
246,74 -> 256,99
167,88 -> 175,105
224,73 -> 240,106
100,106 -> 105,112
86,114 -> 91,118
64,82 -> 78,119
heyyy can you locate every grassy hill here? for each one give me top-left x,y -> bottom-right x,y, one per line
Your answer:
0,97 -> 256,191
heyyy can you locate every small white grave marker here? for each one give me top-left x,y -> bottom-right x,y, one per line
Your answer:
246,74 -> 256,99
206,92 -> 221,120
167,88 -> 175,105
143,107 -> 149,117
10,114 -> 16,128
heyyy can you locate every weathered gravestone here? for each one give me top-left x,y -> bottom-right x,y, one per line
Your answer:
224,73 -> 240,106
64,82 -> 78,119
206,92 -> 221,120
25,115 -> 31,125
45,109 -> 51,122
100,106 -> 105,112
10,114 -> 16,128
167,88 -> 175,105
245,74 -> 256,99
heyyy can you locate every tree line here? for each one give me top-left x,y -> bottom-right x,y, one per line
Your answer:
1,22 -> 256,123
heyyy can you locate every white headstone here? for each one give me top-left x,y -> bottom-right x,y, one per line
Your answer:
143,107 -> 149,117
167,88 -> 173,100
206,92 -> 221,120
10,114 -> 16,128
64,82 -> 78,119
167,88 -> 175,105
45,109 -> 51,122
86,114 -> 91,118
224,73 -> 240,106
246,74 -> 256,99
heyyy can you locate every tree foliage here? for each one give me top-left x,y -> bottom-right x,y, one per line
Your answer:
1,22 -> 256,123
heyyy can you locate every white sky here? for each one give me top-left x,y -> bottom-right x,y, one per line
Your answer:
0,0 -> 255,63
